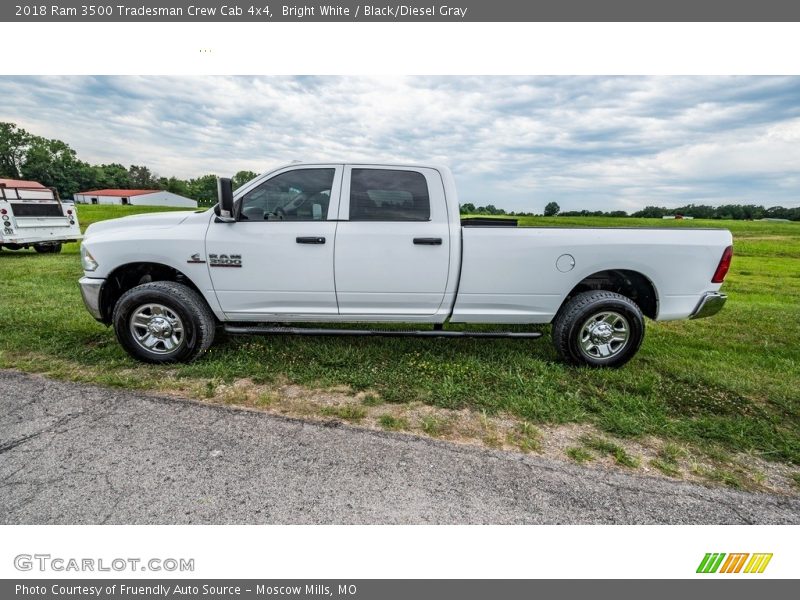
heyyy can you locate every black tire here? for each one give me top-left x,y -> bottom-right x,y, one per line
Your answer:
552,290 -> 644,368
34,243 -> 62,254
112,281 -> 216,364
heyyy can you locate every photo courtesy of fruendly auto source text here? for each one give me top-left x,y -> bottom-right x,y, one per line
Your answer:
1,1 -> 798,597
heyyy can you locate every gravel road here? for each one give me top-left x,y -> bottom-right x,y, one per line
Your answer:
1,370 -> 798,524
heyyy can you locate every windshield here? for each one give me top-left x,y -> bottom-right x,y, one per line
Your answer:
1,185 -> 64,217
1,186 -> 59,202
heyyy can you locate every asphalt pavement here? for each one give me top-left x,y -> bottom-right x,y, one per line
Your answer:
1,369 -> 798,524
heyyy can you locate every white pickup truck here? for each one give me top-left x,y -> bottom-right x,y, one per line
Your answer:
78,163 -> 732,367
1,179 -> 81,253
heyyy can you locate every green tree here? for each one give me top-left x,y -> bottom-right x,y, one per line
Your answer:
739,204 -> 765,220
188,174 -> 219,205
765,206 -> 800,220
232,170 -> 258,189
93,163 -> 132,189
677,204 -> 715,219
0,122 -> 31,179
459,202 -> 476,214
544,201 -> 560,216
20,136 -> 92,198
128,164 -> 158,189
632,206 -> 668,218
158,176 -> 191,196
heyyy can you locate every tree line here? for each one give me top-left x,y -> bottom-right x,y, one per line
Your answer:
0,122 -> 255,205
3,122 -> 797,219
461,200 -> 800,221
459,201 -> 627,218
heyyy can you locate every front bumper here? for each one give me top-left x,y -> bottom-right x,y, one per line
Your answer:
690,292 -> 727,319
0,235 -> 82,245
78,277 -> 105,321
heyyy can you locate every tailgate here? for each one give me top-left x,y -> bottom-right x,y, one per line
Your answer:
14,216 -> 72,228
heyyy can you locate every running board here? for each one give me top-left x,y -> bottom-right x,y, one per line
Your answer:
223,325 -> 543,339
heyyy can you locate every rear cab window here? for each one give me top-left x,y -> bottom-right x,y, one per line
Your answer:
349,168 -> 430,221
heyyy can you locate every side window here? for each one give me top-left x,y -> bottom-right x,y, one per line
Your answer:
239,168 -> 334,221
349,169 -> 430,221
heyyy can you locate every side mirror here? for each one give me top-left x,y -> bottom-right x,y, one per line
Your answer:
216,177 -> 235,222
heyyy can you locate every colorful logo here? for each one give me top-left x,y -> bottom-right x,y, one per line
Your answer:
696,553 -> 773,574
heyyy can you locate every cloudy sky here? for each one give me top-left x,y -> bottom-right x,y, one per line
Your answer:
2,76 -> 799,212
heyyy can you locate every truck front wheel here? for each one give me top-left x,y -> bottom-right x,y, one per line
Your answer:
552,290 -> 644,368
112,281 -> 216,364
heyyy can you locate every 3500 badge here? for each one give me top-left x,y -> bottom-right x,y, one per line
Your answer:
209,254 -> 242,268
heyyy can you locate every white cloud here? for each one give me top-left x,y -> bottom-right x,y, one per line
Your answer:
1,75 -> 798,211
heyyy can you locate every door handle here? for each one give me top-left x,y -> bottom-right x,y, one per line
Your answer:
413,237 -> 443,245
296,236 -> 326,244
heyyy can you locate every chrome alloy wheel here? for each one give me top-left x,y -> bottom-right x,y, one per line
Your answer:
578,311 -> 630,361
129,303 -> 185,355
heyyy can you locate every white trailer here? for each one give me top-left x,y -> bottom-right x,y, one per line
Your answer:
0,180 -> 82,253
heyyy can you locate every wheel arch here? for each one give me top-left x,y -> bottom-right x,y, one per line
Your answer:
98,261 -> 210,325
559,268 -> 659,320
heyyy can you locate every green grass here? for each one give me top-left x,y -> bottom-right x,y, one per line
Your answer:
378,414 -> 410,431
580,435 -> 641,468
566,447 -> 594,464
420,415 -> 450,437
73,204 -> 192,229
361,393 -> 383,406
650,459 -> 681,478
691,464 -> 746,489
1,206 -> 799,472
649,443 -> 686,477
506,421 -> 542,453
319,405 -> 367,422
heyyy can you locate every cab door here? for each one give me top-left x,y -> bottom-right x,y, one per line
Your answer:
333,166 -> 451,317
205,165 -> 343,319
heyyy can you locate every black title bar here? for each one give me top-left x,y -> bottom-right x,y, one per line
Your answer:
4,1 -> 800,22
3,579 -> 799,600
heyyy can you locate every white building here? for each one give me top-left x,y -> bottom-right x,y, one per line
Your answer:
73,189 -> 197,208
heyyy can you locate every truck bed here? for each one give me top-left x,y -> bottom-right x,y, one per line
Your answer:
451,225 -> 732,323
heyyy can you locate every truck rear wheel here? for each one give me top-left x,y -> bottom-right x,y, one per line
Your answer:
34,243 -> 62,254
552,290 -> 644,368
112,281 -> 216,364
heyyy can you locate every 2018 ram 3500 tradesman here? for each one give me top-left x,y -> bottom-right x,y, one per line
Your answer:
78,163 -> 732,367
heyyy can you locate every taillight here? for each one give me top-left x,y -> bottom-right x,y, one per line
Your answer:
67,209 -> 73,215
0,208 -> 7,215
712,245 -> 733,283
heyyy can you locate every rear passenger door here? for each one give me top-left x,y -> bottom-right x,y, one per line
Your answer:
333,166 -> 451,317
